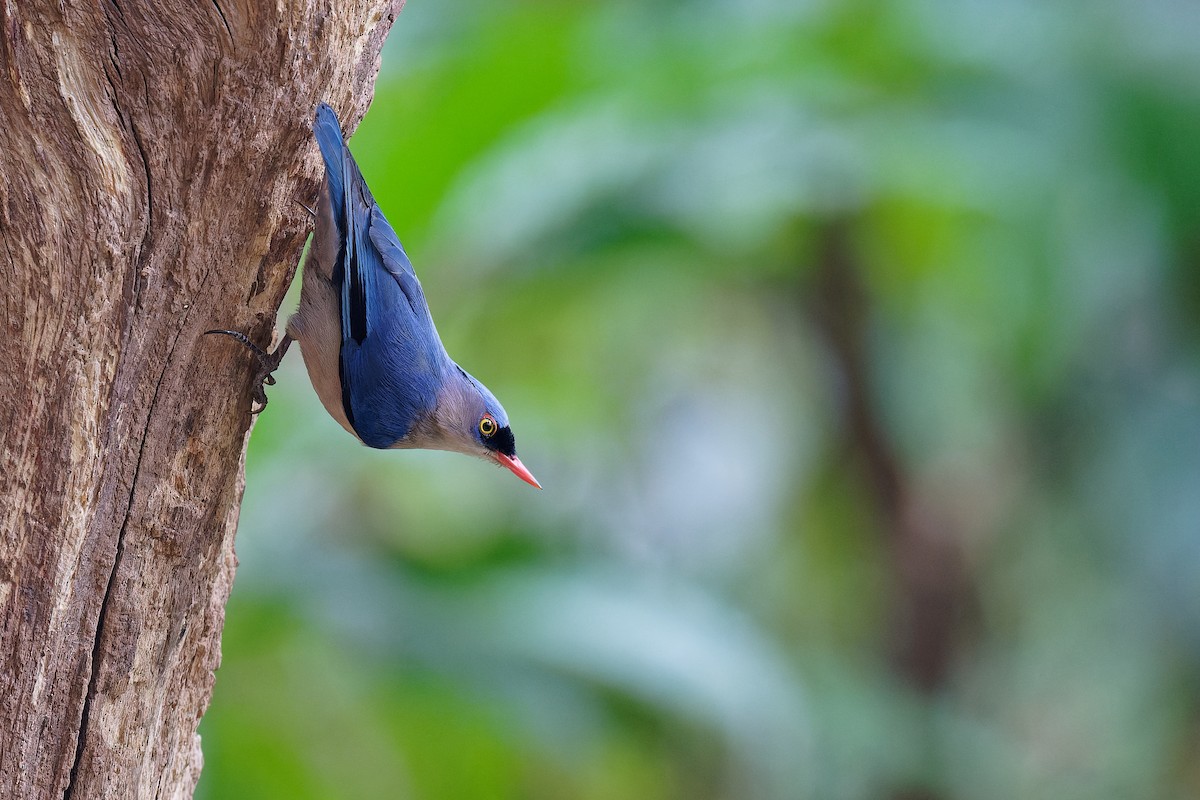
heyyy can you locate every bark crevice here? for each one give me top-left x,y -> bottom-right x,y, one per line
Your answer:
210,0 -> 232,43
64,529 -> 123,800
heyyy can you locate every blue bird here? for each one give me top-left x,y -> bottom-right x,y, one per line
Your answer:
209,103 -> 540,489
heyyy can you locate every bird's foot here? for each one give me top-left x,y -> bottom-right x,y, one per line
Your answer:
205,329 -> 293,413
295,198 -> 317,220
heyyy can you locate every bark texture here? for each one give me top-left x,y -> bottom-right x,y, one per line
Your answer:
0,1 -> 402,797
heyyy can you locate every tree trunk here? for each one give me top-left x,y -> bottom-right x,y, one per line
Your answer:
0,1 -> 401,796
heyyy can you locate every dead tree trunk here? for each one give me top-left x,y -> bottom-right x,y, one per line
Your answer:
0,1 -> 402,796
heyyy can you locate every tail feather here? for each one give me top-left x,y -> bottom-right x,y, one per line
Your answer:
314,103 -> 347,218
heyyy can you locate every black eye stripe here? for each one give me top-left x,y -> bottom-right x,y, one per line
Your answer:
484,425 -> 516,457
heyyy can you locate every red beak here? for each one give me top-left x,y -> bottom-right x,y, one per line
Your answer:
494,452 -> 542,489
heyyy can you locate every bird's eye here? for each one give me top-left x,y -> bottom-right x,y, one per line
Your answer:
479,415 -> 497,437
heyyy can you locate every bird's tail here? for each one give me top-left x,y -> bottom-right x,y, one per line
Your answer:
314,103 -> 347,217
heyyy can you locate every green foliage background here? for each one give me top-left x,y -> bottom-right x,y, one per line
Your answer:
198,1 -> 1200,798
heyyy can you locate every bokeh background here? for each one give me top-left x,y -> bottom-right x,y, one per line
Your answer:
196,1 -> 1200,798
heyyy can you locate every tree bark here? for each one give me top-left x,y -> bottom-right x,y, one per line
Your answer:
0,1 -> 401,796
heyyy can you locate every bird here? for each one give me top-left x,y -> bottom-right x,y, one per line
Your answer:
208,102 -> 540,489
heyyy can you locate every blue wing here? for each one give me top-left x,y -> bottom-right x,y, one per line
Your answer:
313,103 -> 448,448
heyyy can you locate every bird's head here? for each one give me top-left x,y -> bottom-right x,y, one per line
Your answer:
414,365 -> 541,489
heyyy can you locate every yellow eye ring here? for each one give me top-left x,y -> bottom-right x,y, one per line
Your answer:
479,415 -> 497,437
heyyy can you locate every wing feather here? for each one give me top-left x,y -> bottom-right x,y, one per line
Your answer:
311,104 -> 449,447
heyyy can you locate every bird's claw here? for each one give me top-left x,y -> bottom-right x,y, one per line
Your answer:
205,329 -> 293,413
295,198 -> 317,220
